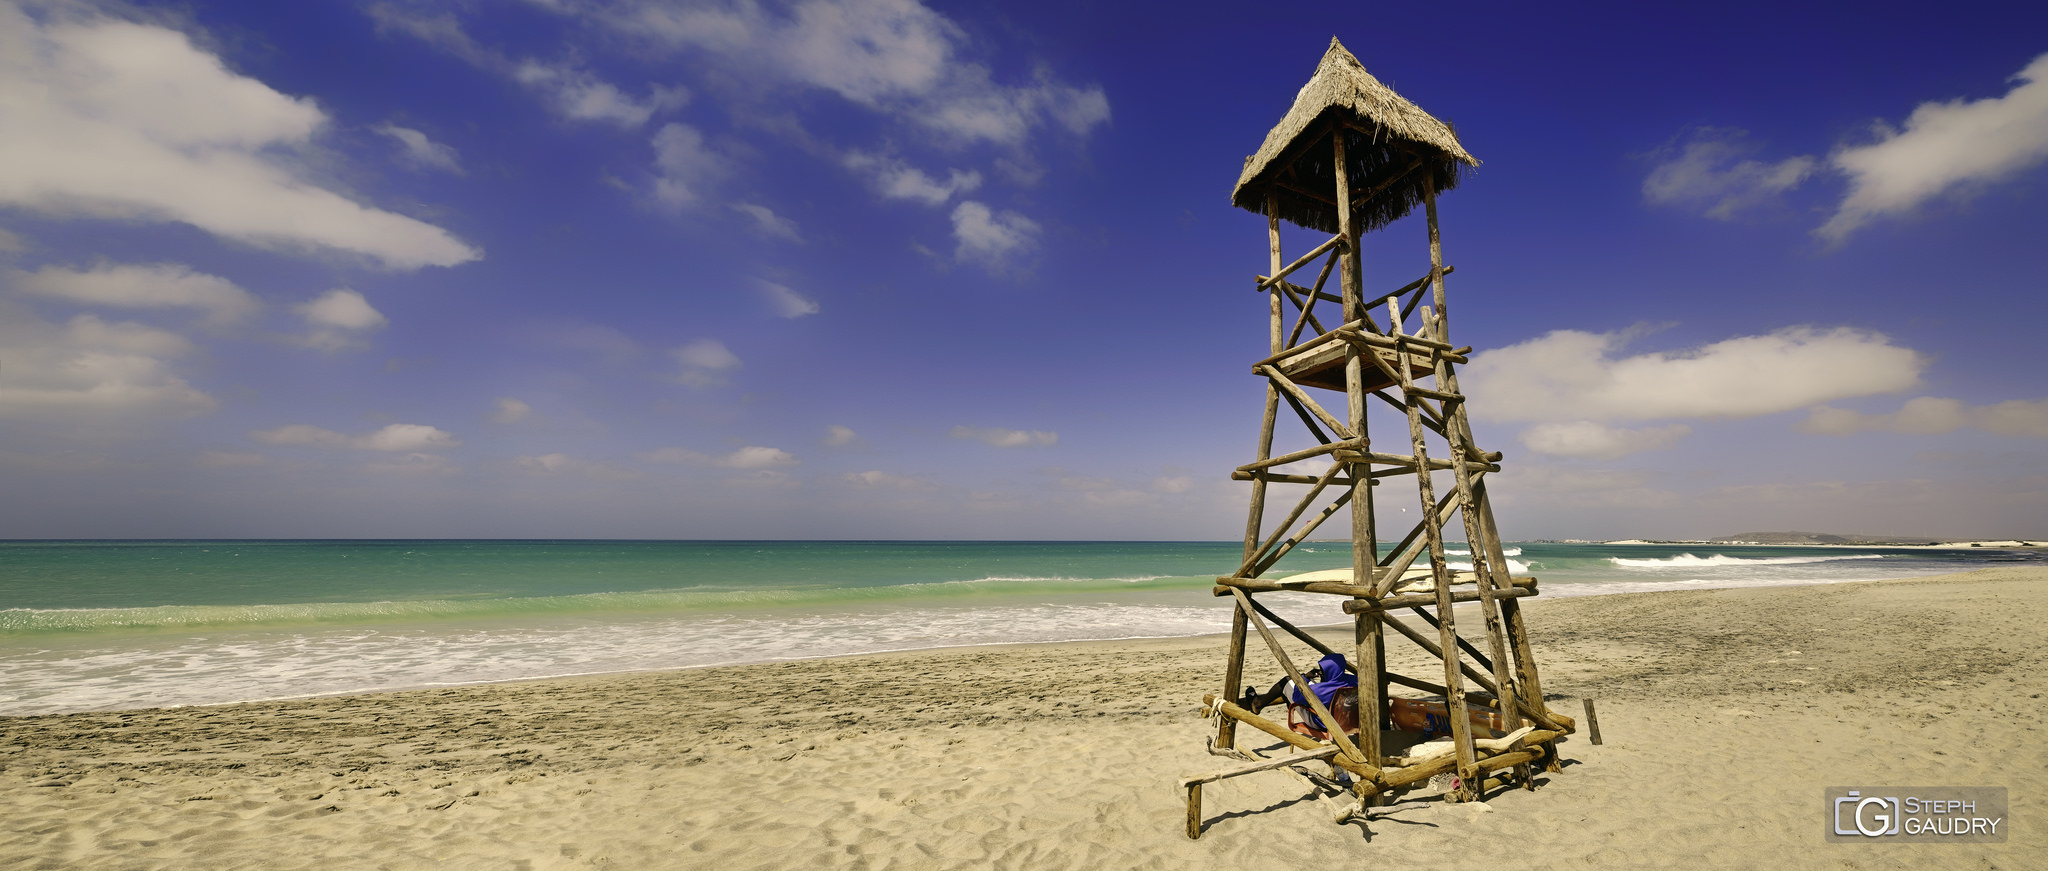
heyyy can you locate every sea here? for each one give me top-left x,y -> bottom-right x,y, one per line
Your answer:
1,540 -> 2040,717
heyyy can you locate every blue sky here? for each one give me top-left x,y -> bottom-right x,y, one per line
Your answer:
1,0 -> 2044,540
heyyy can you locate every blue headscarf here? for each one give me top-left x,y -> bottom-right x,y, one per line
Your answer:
1288,653 -> 1358,729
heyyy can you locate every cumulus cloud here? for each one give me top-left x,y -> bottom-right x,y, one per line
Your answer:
609,0 -> 1108,146
1466,326 -> 1923,423
0,5 -> 479,269
1643,128 -> 1816,219
492,397 -> 532,424
250,422 -> 461,451
730,203 -> 802,241
755,279 -> 818,318
1821,53 -> 2048,242
374,124 -> 463,174
294,288 -> 388,352
1801,396 -> 2048,439
0,308 -> 214,418
951,425 -> 1056,448
639,444 -> 798,468
1518,422 -> 1692,460
13,262 -> 259,324
842,152 -> 981,205
717,445 -> 798,469
650,122 -> 725,207
669,338 -> 740,387
822,424 -> 861,447
950,200 -> 1039,269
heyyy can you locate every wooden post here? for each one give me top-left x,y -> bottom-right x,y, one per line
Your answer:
1389,296 -> 1477,796
1219,606 -> 1247,750
1224,191 -> 1287,750
1332,120 -> 1383,788
1185,782 -> 1203,839
1583,698 -> 1603,745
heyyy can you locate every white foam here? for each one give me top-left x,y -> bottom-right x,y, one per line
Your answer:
0,592 -> 1348,717
1609,553 -> 1885,569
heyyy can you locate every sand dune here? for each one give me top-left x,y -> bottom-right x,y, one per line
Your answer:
4,566 -> 2042,868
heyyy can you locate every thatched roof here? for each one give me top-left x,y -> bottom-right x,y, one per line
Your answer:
1231,38 -> 1478,234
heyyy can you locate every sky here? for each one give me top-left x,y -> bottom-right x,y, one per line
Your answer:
1,0 -> 2045,541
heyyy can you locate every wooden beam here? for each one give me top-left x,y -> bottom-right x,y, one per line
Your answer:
1236,438 -> 1364,473
1255,234 -> 1344,291
1258,365 -> 1354,440
1230,587 -> 1372,771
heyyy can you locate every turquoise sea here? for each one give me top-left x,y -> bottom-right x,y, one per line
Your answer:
1,540 -> 2038,716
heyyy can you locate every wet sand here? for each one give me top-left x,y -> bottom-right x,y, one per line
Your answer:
3,566 -> 2043,869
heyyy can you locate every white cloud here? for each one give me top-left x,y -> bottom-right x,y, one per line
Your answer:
1821,53 -> 2048,242
1519,421 -> 1692,460
294,288 -> 387,352
1643,128 -> 1816,219
514,61 -> 683,128
717,445 -> 797,469
492,397 -> 532,424
374,124 -> 463,174
730,203 -> 802,241
822,424 -> 861,446
755,279 -> 818,318
0,5 -> 479,269
0,307 -> 214,418
613,0 -> 1109,146
369,5 -> 684,130
359,423 -> 459,452
950,200 -> 1039,268
650,122 -> 725,207
59,313 -> 193,357
513,452 -> 640,479
843,469 -> 934,490
951,425 -> 1056,448
516,452 -> 577,473
1151,475 -> 1194,493
842,152 -> 981,205
250,422 -> 461,451
1465,326 -> 1923,424
639,444 -> 797,469
1802,396 -> 2048,439
299,288 -> 387,330
13,262 -> 259,324
669,338 -> 740,387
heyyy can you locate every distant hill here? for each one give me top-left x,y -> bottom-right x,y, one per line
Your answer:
1710,531 -> 1939,545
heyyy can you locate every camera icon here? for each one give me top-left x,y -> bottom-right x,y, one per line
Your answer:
1834,791 -> 1901,837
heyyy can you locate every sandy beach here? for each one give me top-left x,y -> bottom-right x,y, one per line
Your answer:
3,566 -> 2042,869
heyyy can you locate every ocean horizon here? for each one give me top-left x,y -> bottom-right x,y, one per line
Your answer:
3,539 -> 2040,717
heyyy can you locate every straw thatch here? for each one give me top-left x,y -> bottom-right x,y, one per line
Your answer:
1231,38 -> 1479,234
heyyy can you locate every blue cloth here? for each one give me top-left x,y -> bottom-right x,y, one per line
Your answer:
1288,653 -> 1357,730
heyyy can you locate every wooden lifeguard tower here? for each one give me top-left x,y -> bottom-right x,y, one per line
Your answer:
1183,38 -> 1576,836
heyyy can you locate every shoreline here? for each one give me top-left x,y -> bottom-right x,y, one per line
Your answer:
3,565 -> 2042,866
4,560 -> 2010,718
